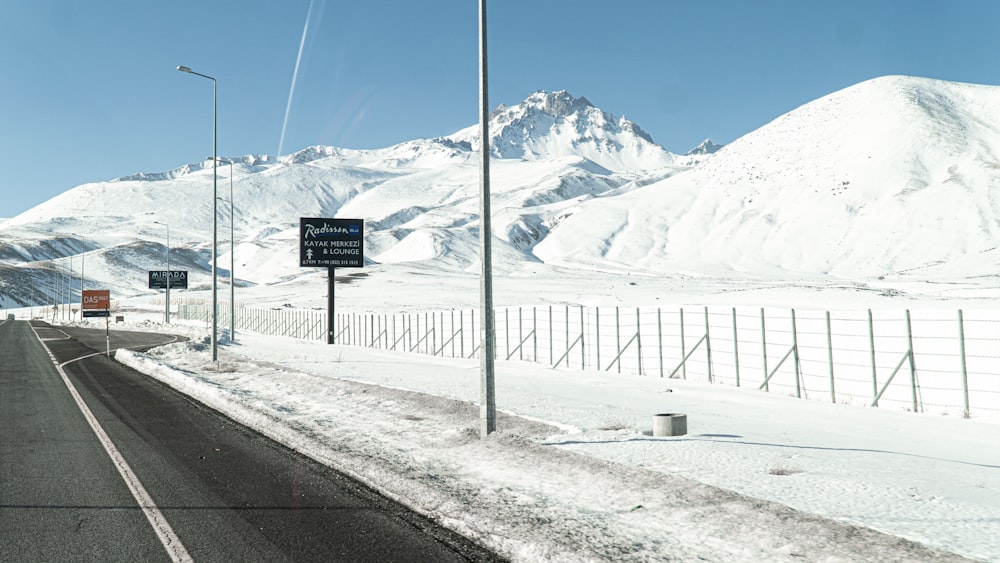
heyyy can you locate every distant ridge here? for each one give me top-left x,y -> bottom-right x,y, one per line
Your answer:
3,76 -> 998,307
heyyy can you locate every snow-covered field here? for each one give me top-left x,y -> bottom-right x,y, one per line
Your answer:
43,290 -> 991,562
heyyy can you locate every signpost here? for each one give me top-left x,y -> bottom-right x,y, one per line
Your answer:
82,289 -> 112,356
149,270 -> 188,324
148,270 -> 189,289
300,218 -> 364,344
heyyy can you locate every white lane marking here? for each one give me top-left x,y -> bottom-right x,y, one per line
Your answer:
29,323 -> 193,563
36,327 -> 73,341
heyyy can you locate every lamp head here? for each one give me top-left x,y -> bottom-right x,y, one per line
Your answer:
176,65 -> 192,73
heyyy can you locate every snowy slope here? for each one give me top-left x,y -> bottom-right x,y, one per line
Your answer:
536,76 -> 1000,278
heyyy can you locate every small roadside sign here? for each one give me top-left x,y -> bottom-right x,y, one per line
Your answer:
299,218 -> 364,268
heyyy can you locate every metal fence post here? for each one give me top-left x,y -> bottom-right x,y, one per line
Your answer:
704,306 -> 713,383
760,308 -> 768,391
518,307 -> 523,361
791,308 -> 801,398
906,309 -> 919,413
680,307 -> 687,380
596,306 -> 601,371
565,305 -> 570,368
634,307 -> 641,374
826,311 -> 836,403
657,308 -> 664,378
958,309 -> 970,418
868,309 -> 878,404
581,306 -> 586,369
549,305 -> 554,365
533,307 -> 538,361
504,308 -> 510,360
732,308 -> 740,387
615,306 -> 621,374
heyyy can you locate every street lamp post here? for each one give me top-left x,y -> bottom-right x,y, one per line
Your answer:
53,261 -> 59,322
478,0 -> 497,437
228,160 -> 234,341
50,261 -> 56,322
154,221 -> 171,323
71,233 -> 87,303
67,255 -> 73,321
178,65 -> 219,361
209,157 -> 236,342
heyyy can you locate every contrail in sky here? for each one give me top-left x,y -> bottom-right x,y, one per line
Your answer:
278,0 -> 316,158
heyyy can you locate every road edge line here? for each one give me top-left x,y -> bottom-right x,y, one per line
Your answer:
29,322 -> 193,563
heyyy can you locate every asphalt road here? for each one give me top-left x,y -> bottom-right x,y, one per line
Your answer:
0,319 -> 504,562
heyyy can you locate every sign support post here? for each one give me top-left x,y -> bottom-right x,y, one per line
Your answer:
82,289 -> 112,355
328,267 -> 335,344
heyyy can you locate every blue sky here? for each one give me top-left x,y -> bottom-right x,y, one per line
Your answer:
2,0 -> 1000,218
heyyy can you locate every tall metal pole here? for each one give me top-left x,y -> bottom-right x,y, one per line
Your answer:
68,255 -> 73,321
478,0 -> 496,437
52,260 -> 65,320
211,78 -> 218,359
155,221 -> 170,323
177,65 -> 218,361
166,224 -> 171,324
75,234 -> 85,298
50,261 -> 56,322
229,160 -> 235,341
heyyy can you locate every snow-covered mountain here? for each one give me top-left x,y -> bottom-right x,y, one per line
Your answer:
2,77 -> 999,308
0,89 -> 689,307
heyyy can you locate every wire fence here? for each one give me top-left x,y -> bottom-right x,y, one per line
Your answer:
175,300 -> 1000,419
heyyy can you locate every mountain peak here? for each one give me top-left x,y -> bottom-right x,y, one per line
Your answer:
452,90 -> 676,172
515,90 -> 595,119
685,139 -> 724,156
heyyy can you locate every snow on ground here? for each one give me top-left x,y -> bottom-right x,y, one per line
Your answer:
97,309 -> 999,562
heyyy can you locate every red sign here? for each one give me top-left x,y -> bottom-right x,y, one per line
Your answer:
82,289 -> 110,310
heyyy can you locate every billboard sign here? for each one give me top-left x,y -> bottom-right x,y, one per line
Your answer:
148,270 -> 189,289
299,217 -> 364,268
82,289 -> 110,311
